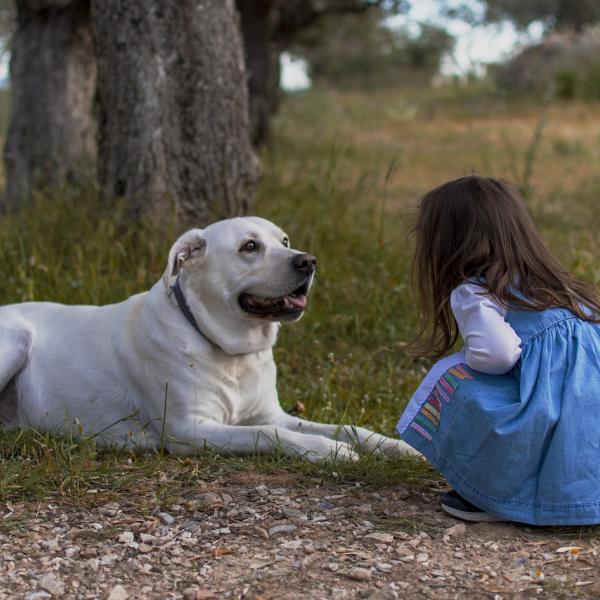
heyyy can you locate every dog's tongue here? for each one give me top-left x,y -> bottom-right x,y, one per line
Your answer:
286,295 -> 307,309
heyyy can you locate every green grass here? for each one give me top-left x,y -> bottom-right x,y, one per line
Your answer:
1,83 -> 600,503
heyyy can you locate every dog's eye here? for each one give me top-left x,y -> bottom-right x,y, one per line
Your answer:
240,240 -> 258,253
282,237 -> 289,248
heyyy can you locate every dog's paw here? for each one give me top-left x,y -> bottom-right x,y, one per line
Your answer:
370,437 -> 423,459
292,438 -> 360,463
326,441 -> 360,463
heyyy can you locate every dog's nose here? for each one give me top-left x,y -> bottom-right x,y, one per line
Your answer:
291,253 -> 317,274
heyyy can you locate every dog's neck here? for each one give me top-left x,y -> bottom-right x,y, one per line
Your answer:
160,278 -> 279,356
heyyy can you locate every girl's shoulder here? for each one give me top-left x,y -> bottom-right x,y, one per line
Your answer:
450,281 -> 506,317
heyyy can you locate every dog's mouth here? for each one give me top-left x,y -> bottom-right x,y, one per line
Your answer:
238,280 -> 310,321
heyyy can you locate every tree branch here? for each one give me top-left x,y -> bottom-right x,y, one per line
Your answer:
270,0 -> 384,44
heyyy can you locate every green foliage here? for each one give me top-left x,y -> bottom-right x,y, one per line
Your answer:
290,11 -> 453,88
554,63 -> 600,101
495,29 -> 600,101
476,0 -> 600,31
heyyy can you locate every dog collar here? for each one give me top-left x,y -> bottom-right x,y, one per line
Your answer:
170,277 -> 209,342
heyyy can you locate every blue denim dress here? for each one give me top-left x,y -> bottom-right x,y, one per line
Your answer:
397,305 -> 600,525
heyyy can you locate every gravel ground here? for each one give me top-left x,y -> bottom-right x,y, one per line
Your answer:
2,471 -> 600,600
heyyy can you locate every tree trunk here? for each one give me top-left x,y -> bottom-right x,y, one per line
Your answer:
4,0 -> 96,206
237,0 -> 282,147
91,0 -> 260,223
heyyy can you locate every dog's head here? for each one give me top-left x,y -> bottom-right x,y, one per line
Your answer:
162,217 -> 316,354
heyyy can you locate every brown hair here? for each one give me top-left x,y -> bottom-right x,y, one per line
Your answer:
410,175 -> 600,358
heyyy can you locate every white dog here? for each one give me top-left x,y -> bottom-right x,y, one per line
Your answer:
0,217 -> 417,462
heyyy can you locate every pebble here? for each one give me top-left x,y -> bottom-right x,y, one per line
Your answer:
445,523 -> 467,537
99,502 -> 120,517
255,485 -> 269,497
183,589 -> 216,600
158,512 -> 175,525
375,562 -> 392,573
118,531 -> 134,543
107,585 -> 129,600
347,567 -> 372,582
195,492 -> 222,508
37,574 -> 64,596
268,524 -> 297,536
364,532 -> 394,544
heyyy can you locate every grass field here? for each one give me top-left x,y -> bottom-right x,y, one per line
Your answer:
1,83 -> 600,504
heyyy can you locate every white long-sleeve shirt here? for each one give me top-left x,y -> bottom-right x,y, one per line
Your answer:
450,283 -> 522,375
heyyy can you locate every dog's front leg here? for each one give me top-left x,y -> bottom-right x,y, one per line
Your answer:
163,420 -> 359,462
274,411 -> 421,458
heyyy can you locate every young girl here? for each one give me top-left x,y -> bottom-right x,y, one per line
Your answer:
397,175 -> 600,525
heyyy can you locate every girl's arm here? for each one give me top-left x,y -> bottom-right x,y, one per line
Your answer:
450,283 -> 522,375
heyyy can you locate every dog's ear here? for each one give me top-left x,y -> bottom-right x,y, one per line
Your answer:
163,229 -> 207,287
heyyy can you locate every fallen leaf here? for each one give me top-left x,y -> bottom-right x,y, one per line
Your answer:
214,546 -> 237,557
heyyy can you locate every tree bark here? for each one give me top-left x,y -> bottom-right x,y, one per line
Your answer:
236,0 -> 382,147
237,0 -> 281,147
4,0 -> 96,206
91,0 -> 260,223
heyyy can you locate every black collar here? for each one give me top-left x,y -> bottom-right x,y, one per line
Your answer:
170,277 -> 208,340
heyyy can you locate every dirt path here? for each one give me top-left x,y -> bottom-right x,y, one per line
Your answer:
2,471 -> 599,600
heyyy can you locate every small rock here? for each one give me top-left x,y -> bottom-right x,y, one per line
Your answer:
195,492 -> 222,508
445,523 -> 467,537
183,589 -> 215,600
416,553 -> 429,563
326,562 -> 339,572
364,532 -> 394,544
255,485 -> 269,497
347,567 -> 372,582
139,533 -> 156,543
118,531 -> 135,543
107,585 -> 129,600
138,543 -> 153,553
25,593 -> 51,600
367,591 -> 397,600
158,512 -> 175,525
38,574 -> 64,596
375,562 -> 392,573
99,502 -> 120,517
268,524 -> 297,536
88,558 -> 99,571
281,539 -> 303,550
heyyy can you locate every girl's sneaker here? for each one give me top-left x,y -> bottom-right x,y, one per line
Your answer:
441,490 -> 503,522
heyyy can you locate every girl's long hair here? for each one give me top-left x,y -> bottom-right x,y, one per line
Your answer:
410,175 -> 600,358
